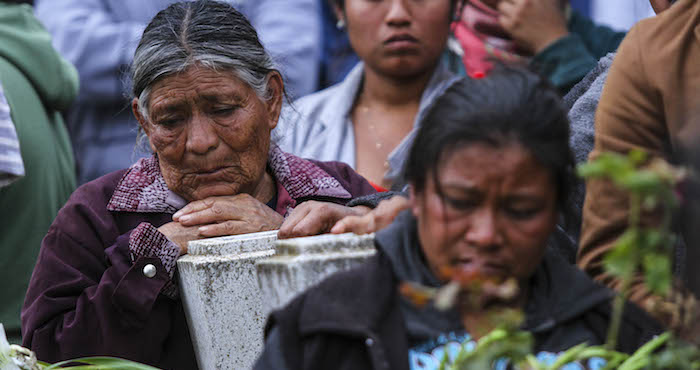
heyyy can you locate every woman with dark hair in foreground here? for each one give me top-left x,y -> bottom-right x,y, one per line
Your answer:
256,68 -> 661,370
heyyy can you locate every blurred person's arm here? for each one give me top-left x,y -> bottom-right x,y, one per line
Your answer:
247,0 -> 321,98
531,10 -> 626,93
331,193 -> 409,235
498,0 -> 625,93
22,202 -> 186,364
34,0 -> 143,103
0,85 -> 24,187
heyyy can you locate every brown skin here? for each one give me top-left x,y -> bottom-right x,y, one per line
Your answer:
335,0 -> 453,188
497,0 -> 569,54
133,66 -> 285,254
331,195 -> 410,234
409,143 -> 558,334
278,201 -> 371,239
649,0 -> 672,14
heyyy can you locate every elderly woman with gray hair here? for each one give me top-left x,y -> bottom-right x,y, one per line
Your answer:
20,1 -> 375,368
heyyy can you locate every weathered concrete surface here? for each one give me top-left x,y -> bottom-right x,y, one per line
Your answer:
256,233 -> 376,316
177,230 -> 278,370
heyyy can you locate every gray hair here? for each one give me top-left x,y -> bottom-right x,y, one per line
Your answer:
130,0 -> 281,123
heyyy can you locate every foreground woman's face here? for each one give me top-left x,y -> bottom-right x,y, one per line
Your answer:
411,142 -> 557,284
136,67 -> 279,201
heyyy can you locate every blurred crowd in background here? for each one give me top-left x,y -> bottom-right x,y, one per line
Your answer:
1,0 -> 698,368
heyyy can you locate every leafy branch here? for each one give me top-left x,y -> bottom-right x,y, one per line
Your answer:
577,150 -> 682,349
403,150 -> 699,369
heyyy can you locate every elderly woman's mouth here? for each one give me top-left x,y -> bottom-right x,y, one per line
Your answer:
196,166 -> 229,175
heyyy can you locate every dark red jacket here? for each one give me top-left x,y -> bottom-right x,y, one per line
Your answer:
21,152 -> 375,369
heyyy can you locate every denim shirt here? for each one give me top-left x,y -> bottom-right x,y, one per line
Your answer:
277,62 -> 461,189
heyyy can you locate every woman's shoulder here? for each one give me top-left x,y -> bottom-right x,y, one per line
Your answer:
270,253 -> 394,331
293,63 -> 363,115
279,64 -> 363,135
294,82 -> 348,114
530,251 -> 663,352
307,158 -> 377,197
47,169 -> 129,239
260,254 -> 395,369
68,169 -> 129,207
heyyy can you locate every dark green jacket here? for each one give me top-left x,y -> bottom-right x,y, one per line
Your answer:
533,11 -> 626,93
445,11 -> 626,94
0,3 -> 78,343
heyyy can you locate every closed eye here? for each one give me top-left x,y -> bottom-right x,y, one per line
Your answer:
442,194 -> 479,211
155,117 -> 183,128
504,206 -> 542,220
211,106 -> 237,116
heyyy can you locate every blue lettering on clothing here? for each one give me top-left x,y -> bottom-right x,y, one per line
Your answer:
409,332 -> 607,370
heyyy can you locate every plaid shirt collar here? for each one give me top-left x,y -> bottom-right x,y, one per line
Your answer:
107,145 -> 351,213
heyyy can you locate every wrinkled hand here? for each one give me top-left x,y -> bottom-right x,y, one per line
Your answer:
158,221 -> 204,256
173,193 -> 284,238
497,0 -> 569,54
331,195 -> 410,235
278,201 -> 371,239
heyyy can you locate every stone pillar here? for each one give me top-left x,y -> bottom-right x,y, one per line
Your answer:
256,233 -> 376,316
177,230 -> 278,370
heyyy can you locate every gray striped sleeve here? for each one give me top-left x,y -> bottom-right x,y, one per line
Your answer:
0,85 -> 24,188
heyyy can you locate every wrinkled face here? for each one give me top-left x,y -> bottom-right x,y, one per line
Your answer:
134,66 -> 282,201
411,142 -> 558,284
338,0 -> 452,79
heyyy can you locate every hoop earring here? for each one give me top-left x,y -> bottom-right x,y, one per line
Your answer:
336,19 -> 345,30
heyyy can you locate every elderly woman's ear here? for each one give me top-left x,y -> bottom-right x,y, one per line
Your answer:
131,98 -> 157,153
264,71 -> 285,130
132,98 -> 147,126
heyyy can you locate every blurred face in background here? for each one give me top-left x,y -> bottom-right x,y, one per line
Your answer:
336,0 -> 453,80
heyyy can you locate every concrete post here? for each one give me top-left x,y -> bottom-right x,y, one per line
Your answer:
256,233 -> 376,316
177,230 -> 278,370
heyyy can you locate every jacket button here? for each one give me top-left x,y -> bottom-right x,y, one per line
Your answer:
143,264 -> 157,278
365,338 -> 374,347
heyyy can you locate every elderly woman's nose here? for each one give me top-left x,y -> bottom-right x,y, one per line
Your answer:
386,0 -> 412,26
464,209 -> 502,250
185,115 -> 219,154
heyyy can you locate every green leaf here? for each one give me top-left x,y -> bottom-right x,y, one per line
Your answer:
618,170 -> 663,194
547,342 -> 588,370
449,329 -> 533,370
625,332 -> 670,364
577,153 -> 634,181
627,149 -> 648,166
603,231 -> 638,279
642,253 -> 672,296
44,357 -> 162,369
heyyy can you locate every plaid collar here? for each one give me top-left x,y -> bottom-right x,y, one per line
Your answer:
107,145 -> 351,213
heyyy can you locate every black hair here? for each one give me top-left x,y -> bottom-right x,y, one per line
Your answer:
404,66 -> 574,215
131,0 -> 279,104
